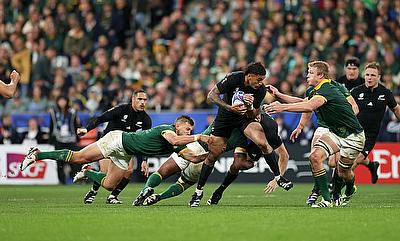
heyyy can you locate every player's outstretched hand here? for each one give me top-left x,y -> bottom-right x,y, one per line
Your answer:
141,160 -> 149,177
266,85 -> 279,96
264,179 -> 278,194
230,103 -> 247,115
264,101 -> 284,114
290,128 -> 302,142
10,70 -> 21,85
76,128 -> 88,136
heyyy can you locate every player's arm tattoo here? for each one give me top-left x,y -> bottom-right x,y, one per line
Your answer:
207,85 -> 231,111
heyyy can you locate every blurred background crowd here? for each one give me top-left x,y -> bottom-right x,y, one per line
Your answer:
1,0 -> 400,145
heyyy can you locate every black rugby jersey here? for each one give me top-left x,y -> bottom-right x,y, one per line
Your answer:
351,83 -> 397,137
216,71 -> 266,122
85,103 -> 152,136
337,75 -> 365,91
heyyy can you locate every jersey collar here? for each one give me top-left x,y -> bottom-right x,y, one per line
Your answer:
315,79 -> 331,90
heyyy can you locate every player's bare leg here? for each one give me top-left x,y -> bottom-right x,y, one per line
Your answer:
244,122 -> 292,190
20,141 -> 105,171
208,153 -> 250,205
190,135 -> 226,207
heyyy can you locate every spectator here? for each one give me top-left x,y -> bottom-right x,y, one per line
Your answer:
49,95 -> 81,184
0,113 -> 19,144
18,117 -> 49,145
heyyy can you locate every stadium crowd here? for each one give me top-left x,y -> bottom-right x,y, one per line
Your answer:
1,0 -> 400,143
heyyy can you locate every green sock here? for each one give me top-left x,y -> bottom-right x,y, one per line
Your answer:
313,169 -> 330,201
160,182 -> 184,200
37,149 -> 73,163
84,170 -> 106,185
143,172 -> 162,190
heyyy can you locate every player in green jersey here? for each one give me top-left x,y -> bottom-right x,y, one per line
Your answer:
19,115 -> 210,194
265,61 -> 365,208
134,113 -> 290,206
267,80 -> 360,205
132,124 -> 246,206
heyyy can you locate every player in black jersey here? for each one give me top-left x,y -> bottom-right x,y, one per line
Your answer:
78,90 -> 152,204
189,62 -> 292,207
350,62 -> 400,183
337,57 -> 365,91
137,113 -> 290,206
0,70 -> 20,98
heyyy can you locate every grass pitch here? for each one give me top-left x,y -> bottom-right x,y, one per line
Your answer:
1,183 -> 399,241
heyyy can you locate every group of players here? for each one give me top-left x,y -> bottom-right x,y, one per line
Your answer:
17,59 -> 400,208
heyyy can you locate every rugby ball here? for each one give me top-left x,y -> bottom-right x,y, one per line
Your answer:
232,91 -> 245,105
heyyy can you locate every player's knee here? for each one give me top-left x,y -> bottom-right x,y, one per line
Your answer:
309,151 -> 324,164
102,182 -> 115,191
241,161 -> 254,170
124,169 -> 133,179
256,142 -> 273,154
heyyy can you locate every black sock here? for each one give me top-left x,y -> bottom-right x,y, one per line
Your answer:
263,151 -> 280,176
216,171 -> 238,194
331,169 -> 344,198
92,182 -> 101,192
196,163 -> 214,190
345,177 -> 356,196
111,177 -> 130,197
367,161 -> 374,170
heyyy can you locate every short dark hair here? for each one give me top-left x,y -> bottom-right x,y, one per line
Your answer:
365,62 -> 381,74
244,62 -> 266,76
133,89 -> 146,96
175,115 -> 195,126
345,57 -> 360,68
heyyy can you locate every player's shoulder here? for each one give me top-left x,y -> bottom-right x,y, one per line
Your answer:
224,71 -> 244,82
157,124 -> 175,132
350,84 -> 365,92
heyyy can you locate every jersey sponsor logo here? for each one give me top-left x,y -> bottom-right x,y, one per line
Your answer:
358,93 -> 364,100
367,102 -> 373,106
378,95 -> 385,101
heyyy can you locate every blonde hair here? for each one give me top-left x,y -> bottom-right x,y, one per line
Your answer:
308,61 -> 330,79
365,62 -> 381,74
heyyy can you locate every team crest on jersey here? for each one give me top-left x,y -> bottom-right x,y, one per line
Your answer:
358,93 -> 364,100
378,95 -> 385,101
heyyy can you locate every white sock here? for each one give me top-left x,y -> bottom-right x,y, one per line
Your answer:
195,188 -> 203,196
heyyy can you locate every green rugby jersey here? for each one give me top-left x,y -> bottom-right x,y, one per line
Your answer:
122,124 -> 177,156
179,124 -> 247,154
306,80 -> 351,128
307,79 -> 363,138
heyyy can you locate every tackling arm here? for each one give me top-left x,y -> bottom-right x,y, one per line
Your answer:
162,131 -> 209,146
